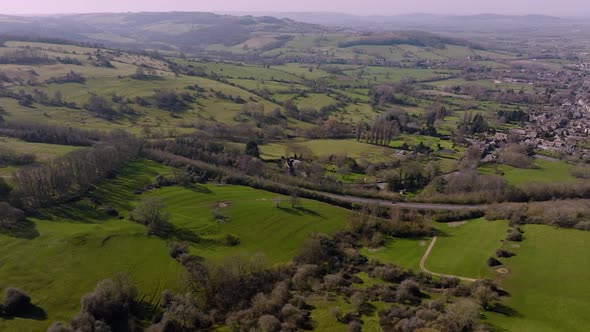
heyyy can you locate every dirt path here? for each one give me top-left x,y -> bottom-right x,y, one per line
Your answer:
419,236 -> 478,282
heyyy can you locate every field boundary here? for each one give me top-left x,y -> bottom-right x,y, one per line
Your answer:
419,236 -> 478,282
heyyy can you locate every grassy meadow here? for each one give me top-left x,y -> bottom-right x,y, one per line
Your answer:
426,218 -> 508,279
360,237 -> 430,272
486,225 -> 590,332
479,159 -> 575,185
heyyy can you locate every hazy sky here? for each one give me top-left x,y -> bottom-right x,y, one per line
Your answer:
1,0 -> 588,16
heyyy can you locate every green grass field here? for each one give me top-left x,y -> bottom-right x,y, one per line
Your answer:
486,225 -> 590,332
360,237 -> 430,272
0,159 -> 349,331
426,218 -> 509,279
479,159 -> 575,185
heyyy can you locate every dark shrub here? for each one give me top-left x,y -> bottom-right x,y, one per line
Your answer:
496,249 -> 515,258
223,234 -> 240,246
168,242 -> 189,259
487,257 -> 502,267
396,280 -> 422,304
347,320 -> 363,332
506,230 -> 523,242
259,314 -> 281,332
80,273 -> 136,328
0,203 -> 25,230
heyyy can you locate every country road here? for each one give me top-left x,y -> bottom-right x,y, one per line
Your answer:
312,191 -> 488,211
419,237 -> 478,282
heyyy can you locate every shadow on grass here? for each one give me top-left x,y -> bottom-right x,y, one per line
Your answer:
39,202 -> 114,224
188,184 -> 213,194
151,221 -> 216,247
490,303 -> 522,318
360,302 -> 378,316
1,304 -> 47,321
277,206 -> 325,218
0,219 -> 40,239
434,229 -> 451,237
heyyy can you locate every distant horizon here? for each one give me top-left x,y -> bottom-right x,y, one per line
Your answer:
1,10 -> 588,19
1,0 -> 589,17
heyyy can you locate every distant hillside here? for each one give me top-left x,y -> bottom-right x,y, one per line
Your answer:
0,12 -> 327,52
228,12 -> 569,32
337,31 -> 482,49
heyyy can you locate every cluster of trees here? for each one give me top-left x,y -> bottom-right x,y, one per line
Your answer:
360,108 -> 413,146
0,202 -> 26,237
498,144 -> 534,169
212,90 -> 246,104
364,114 -> 400,146
347,205 -> 434,244
46,71 -> 85,84
0,87 -> 77,108
12,137 -> 140,209
130,197 -> 170,235
385,159 -> 441,192
424,104 -> 450,127
130,65 -> 160,80
369,84 -> 412,107
419,170 -> 507,204
486,200 -> 590,231
459,112 -> 490,135
153,89 -> 191,112
497,109 -> 529,124
56,56 -> 82,65
47,274 -> 138,332
85,95 -> 118,120
301,117 -> 354,139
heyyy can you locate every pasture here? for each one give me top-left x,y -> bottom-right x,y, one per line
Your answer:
425,218 -> 508,279
479,159 -> 575,185
486,225 -> 590,332
360,237 -> 430,272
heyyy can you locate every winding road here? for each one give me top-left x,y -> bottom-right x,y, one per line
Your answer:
419,236 -> 478,282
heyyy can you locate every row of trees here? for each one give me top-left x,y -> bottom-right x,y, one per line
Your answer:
0,122 -> 106,146
12,137 -> 141,209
